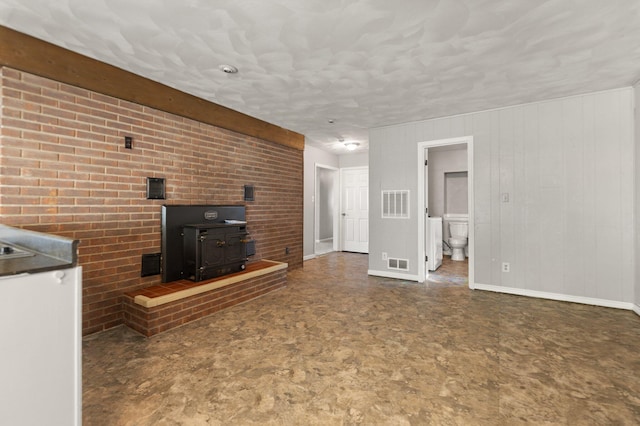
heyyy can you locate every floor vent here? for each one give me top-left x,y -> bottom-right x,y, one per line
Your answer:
388,258 -> 409,271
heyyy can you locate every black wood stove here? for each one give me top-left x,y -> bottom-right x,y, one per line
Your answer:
161,205 -> 255,283
183,222 -> 249,281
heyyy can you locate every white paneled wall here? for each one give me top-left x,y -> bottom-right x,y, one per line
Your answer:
369,88 -> 635,306
635,84 -> 640,313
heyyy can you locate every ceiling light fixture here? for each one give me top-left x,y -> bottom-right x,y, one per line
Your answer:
218,64 -> 238,74
343,141 -> 360,151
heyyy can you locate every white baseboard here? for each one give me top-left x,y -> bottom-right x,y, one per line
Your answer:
473,283 -> 635,311
303,254 -> 316,261
368,269 -> 420,282
633,304 -> 640,317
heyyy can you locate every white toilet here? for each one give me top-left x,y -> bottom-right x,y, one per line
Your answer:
448,221 -> 468,261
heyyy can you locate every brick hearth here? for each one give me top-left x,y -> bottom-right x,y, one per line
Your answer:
122,260 -> 287,336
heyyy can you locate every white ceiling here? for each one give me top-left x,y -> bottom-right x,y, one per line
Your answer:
1,0 -> 640,154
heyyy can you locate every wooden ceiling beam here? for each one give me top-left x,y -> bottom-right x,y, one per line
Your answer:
0,26 -> 305,150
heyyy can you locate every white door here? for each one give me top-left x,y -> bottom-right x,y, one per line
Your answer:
341,167 -> 369,253
427,217 -> 443,271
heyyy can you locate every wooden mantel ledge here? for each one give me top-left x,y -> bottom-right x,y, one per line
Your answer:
128,260 -> 287,308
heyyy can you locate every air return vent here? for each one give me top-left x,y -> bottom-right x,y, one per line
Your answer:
141,253 -> 161,277
387,257 -> 409,271
382,190 -> 410,219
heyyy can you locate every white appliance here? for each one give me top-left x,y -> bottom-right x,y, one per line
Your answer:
427,217 -> 443,271
0,266 -> 82,426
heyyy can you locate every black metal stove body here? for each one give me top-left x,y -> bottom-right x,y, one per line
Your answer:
183,223 -> 248,281
161,205 -> 255,283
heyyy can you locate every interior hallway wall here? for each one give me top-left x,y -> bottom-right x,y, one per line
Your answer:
303,145 -> 338,258
340,152 -> 368,168
369,87 -> 635,307
317,167 -> 335,241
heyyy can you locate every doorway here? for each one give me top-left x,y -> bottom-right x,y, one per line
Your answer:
314,164 -> 339,255
417,136 -> 474,288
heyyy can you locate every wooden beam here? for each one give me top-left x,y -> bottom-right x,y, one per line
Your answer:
0,26 -> 304,150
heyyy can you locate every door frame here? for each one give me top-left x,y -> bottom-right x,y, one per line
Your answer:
314,163 -> 339,255
417,136 -> 474,288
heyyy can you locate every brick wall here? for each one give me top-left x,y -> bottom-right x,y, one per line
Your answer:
0,67 -> 303,335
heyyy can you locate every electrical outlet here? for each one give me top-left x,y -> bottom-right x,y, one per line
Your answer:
502,262 -> 510,273
285,247 -> 290,255
382,252 -> 388,261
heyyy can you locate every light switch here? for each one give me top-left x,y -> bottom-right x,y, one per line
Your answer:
501,193 -> 510,203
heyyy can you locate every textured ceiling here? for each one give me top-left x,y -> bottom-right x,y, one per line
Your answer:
1,0 -> 640,154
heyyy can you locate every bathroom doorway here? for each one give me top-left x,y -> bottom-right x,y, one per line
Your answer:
314,164 -> 339,255
417,136 -> 474,288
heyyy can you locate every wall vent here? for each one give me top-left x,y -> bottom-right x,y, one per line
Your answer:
387,257 -> 409,271
382,190 -> 410,219
141,253 -> 161,277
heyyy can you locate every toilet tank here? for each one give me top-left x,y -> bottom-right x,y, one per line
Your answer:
449,221 -> 468,238
443,213 -> 468,240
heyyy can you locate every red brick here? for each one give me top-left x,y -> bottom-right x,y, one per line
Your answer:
0,68 -> 302,336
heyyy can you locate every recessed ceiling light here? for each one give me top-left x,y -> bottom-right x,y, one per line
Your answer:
219,64 -> 238,74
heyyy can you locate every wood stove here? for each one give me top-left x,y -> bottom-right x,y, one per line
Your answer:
161,205 -> 255,283
183,223 -> 249,281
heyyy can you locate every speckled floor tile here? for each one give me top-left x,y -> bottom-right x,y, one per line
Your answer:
83,252 -> 640,425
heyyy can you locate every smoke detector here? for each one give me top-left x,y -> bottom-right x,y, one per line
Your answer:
218,64 -> 238,74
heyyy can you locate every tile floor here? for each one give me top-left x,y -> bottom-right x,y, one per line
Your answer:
83,252 -> 640,425
314,239 -> 334,256
426,255 -> 469,287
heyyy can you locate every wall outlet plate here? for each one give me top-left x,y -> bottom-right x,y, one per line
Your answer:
502,262 -> 510,272
382,252 -> 388,261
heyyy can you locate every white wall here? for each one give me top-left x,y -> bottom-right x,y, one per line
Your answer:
635,83 -> 640,313
370,88 -> 635,307
428,148 -> 468,218
303,145 -> 339,258
340,152 -> 368,168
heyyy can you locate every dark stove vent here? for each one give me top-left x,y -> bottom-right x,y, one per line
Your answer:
246,240 -> 256,257
141,253 -> 161,277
